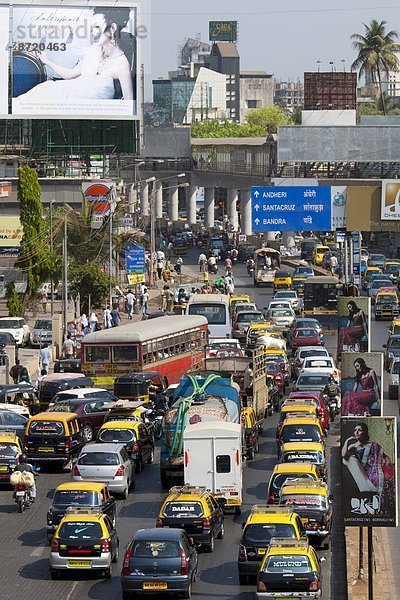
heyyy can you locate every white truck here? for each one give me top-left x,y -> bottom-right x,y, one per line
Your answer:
183,422 -> 243,515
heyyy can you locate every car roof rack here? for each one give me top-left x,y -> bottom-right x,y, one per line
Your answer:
169,485 -> 207,496
268,537 -> 310,548
283,414 -> 318,421
282,399 -> 317,407
250,505 -> 294,515
0,429 -> 17,436
65,507 -> 103,516
281,478 -> 327,490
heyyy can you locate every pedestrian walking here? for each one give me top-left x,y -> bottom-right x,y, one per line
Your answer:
141,287 -> 149,317
89,312 -> 98,332
198,253 -> 207,272
9,359 -> 23,384
35,368 -> 47,389
329,254 -> 338,276
62,333 -> 76,358
175,256 -> 183,275
125,289 -> 135,319
18,367 -> 31,384
111,305 -> 121,327
80,313 -> 88,335
39,343 -> 51,374
157,249 -> 165,261
104,306 -> 112,329
157,258 -> 165,280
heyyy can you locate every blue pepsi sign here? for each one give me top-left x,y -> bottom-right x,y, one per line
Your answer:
251,186 -> 332,232
125,244 -> 146,274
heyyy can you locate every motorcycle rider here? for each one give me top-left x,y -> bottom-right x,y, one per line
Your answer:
247,258 -> 255,274
208,255 -> 217,273
323,376 -> 340,399
198,252 -> 207,272
154,387 -> 167,415
13,454 -> 36,502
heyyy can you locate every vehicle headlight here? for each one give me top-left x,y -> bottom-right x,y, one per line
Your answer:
388,352 -> 394,358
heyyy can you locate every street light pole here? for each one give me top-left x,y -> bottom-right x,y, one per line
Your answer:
62,214 -> 68,340
50,200 -> 54,317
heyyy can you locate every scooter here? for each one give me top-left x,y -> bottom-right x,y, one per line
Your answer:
323,394 -> 341,422
14,483 -> 31,513
247,264 -> 255,276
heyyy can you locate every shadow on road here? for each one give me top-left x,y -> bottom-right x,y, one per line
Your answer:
19,527 -> 47,547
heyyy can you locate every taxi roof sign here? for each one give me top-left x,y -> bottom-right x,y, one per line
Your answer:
268,537 -> 310,549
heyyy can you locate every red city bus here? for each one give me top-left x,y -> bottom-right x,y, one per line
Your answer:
80,315 -> 208,389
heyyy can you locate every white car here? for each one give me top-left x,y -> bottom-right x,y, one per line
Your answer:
303,356 -> 340,384
50,388 -> 118,404
388,359 -> 400,400
294,367 -> 334,393
266,300 -> 292,313
206,339 -> 244,358
0,317 -> 30,346
291,346 -> 330,379
265,306 -> 296,330
273,290 -> 303,314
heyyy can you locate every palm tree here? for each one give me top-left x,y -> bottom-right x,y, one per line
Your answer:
351,20 -> 400,115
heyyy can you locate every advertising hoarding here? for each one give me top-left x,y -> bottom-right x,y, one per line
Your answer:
251,186 -> 331,232
11,4 -> 138,119
0,216 -> 22,247
209,21 -> 238,42
82,180 -> 115,215
337,297 -> 370,360
341,352 -> 383,417
381,180 -> 400,220
341,416 -> 397,527
331,186 -> 346,229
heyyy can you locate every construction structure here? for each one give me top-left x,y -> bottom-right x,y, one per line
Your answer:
304,72 -> 357,111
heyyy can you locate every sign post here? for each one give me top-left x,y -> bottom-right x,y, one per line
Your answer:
251,186 -> 332,232
125,244 -> 146,286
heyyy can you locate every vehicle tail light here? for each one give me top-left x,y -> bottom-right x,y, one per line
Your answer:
16,484 -> 25,491
122,547 -> 132,575
248,436 -> 253,445
156,518 -> 163,527
115,465 -> 125,477
234,322 -> 239,331
310,580 -> 319,591
72,464 -> 80,477
185,451 -> 189,467
180,547 -> 189,575
51,538 -> 59,552
257,580 -> 267,592
101,539 -> 111,553
65,440 -> 70,451
238,544 -> 247,561
132,444 -> 140,453
267,491 -> 275,505
202,517 -> 211,529
322,515 -> 329,526
284,364 -> 289,371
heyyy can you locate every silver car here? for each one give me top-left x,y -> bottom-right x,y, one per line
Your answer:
273,290 -> 303,314
265,307 -> 296,331
30,319 -> 52,348
233,311 -> 264,341
72,443 -> 134,498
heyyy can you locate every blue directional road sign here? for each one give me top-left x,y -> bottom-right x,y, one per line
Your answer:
251,186 -> 332,232
125,244 -> 146,274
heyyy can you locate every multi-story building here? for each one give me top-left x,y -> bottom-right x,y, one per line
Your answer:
274,78 -> 304,112
209,43 -> 240,121
240,71 -> 274,121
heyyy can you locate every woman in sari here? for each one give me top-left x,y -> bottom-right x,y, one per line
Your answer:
342,423 -> 395,512
341,358 -> 380,416
338,300 -> 368,352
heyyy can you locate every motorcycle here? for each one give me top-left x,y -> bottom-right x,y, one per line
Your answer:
14,483 -> 31,513
209,263 -> 218,274
247,264 -> 255,276
323,394 -> 340,422
144,408 -> 165,440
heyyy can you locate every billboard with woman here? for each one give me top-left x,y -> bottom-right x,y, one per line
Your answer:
11,4 -> 138,118
341,352 -> 383,417
337,296 -> 370,359
341,417 -> 397,526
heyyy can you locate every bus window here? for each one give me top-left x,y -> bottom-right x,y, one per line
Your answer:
113,346 -> 138,363
84,346 -> 110,363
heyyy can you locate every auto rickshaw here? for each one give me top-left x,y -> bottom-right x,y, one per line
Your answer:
0,384 -> 40,415
273,269 -> 292,292
254,248 -> 281,287
173,237 -> 188,256
302,275 -> 339,316
292,276 -> 307,296
113,372 -> 164,402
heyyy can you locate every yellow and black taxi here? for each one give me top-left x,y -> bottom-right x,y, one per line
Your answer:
230,295 -> 251,317
156,485 -> 224,552
25,412 -> 84,468
238,506 -> 305,585
96,420 -> 154,474
280,442 -> 327,479
241,407 -> 259,460
276,400 -> 318,440
292,276 -> 307,296
362,266 -> 382,290
104,401 -> 148,424
265,348 -> 290,384
49,507 -> 119,579
273,270 -> 292,292
0,430 -> 23,482
256,537 -> 322,599
267,463 -> 321,505
46,482 -> 117,543
277,416 -> 324,457
246,322 -> 274,348
279,479 -> 332,549
374,289 -> 400,321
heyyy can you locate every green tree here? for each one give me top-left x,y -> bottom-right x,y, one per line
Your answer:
243,105 -> 292,135
5,282 -> 24,317
15,166 -> 60,299
69,263 -> 114,313
351,20 -> 400,115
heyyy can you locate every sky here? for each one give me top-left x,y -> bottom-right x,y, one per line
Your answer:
141,0 -> 400,99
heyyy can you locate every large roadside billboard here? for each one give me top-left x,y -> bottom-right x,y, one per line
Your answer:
341,352 -> 383,417
11,4 -> 138,119
337,297 -> 370,360
341,416 -> 397,527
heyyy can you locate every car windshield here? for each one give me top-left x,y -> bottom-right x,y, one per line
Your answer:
372,280 -> 391,289
377,295 -> 397,304
188,304 -> 226,325
281,494 -> 327,511
389,338 -> 400,349
296,320 -> 319,329
271,310 -> 292,317
370,255 -> 385,262
58,521 -> 102,540
132,540 -> 180,559
0,443 -> 19,457
281,425 -> 322,443
0,320 -> 22,329
275,292 -> 295,299
98,429 -> 135,443
385,265 -> 400,273
28,421 -> 64,435
210,342 -> 239,349
34,320 -> 52,330
271,473 -> 314,491
266,363 -> 279,373
163,501 -> 204,518
298,375 -> 330,387
297,267 -> 313,274
296,329 -> 318,338
243,523 -> 296,544
238,312 -> 263,323
78,452 -> 119,466
53,490 -> 98,505
264,555 -> 312,574
283,451 -> 324,464
392,362 -> 400,374
299,350 -> 327,360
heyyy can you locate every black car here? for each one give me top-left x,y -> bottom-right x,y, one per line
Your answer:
121,528 -> 198,599
46,397 -> 116,443
53,359 -> 82,374
0,408 -> 28,439
46,482 -> 117,543
384,334 -> 400,370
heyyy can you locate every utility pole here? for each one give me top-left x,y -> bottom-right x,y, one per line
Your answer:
62,214 -> 68,340
50,200 -> 54,317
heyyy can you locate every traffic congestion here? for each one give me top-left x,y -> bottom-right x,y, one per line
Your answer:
0,231 -> 398,600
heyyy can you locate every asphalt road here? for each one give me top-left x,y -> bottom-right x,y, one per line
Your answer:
1,250 -> 397,600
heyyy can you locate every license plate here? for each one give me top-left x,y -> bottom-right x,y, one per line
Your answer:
0,466 -> 8,471
257,548 -> 266,556
39,447 -> 54,453
143,582 -> 167,590
68,560 -> 91,568
227,498 -> 241,505
16,491 -> 25,496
